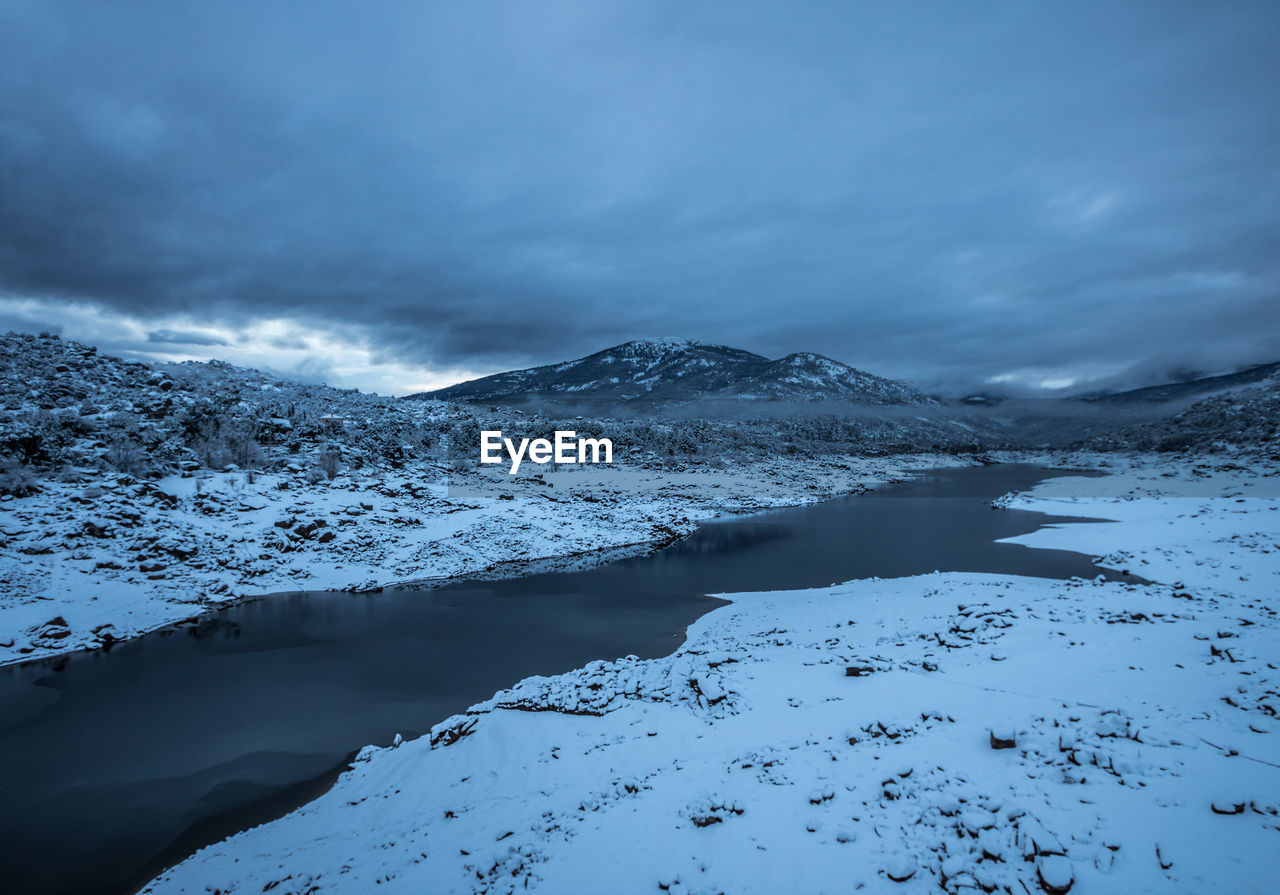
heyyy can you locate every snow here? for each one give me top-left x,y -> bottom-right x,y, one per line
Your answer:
141,453 -> 1280,894
0,453 -> 964,665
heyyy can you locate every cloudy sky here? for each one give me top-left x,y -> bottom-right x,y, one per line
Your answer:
1,1 -> 1277,395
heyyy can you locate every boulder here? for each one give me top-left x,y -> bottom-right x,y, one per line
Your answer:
1036,855 -> 1074,894
884,853 -> 916,882
83,518 -> 110,538
1211,796 -> 1247,815
989,727 -> 1017,749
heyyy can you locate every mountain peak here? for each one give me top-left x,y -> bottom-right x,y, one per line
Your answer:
415,340 -> 936,408
612,337 -> 705,352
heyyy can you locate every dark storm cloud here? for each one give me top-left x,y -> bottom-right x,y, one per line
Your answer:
148,329 -> 227,347
1,0 -> 1278,392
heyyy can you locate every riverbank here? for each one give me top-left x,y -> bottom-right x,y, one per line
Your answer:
0,453 -> 968,666
144,452 -> 1280,894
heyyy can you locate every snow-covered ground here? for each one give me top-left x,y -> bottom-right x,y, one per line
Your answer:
142,453 -> 1280,895
0,453 -> 964,666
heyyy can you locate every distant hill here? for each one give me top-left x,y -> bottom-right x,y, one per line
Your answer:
413,339 -> 939,407
1080,361 -> 1280,405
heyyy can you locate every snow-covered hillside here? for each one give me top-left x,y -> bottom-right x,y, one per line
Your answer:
2,329 -> 981,665
0,450 -> 968,665
728,352 -> 938,404
1108,373 -> 1280,453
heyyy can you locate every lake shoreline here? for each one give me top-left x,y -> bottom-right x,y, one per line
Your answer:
142,453 -> 1280,895
4,461 -> 1115,895
1,453 -> 973,668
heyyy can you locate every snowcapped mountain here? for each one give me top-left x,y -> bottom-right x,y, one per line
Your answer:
726,352 -> 936,404
417,339 -> 938,406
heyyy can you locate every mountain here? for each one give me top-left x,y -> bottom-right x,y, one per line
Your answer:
1104,369 -> 1280,452
725,352 -> 937,404
1079,361 -> 1280,405
415,339 -> 938,407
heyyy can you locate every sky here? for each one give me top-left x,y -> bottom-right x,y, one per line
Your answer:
1,0 -> 1278,396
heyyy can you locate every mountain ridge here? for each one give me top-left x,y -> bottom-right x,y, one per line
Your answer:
413,339 -> 939,407
1079,360 -> 1280,405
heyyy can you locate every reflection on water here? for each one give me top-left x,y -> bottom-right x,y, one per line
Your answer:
0,464 -> 1119,895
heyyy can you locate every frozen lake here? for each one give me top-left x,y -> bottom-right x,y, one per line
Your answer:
0,463 -> 1125,894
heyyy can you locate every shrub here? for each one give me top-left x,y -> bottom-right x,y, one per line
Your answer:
316,446 -> 341,480
0,459 -> 38,496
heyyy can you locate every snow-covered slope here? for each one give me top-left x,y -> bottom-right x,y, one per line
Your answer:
1081,361 -> 1280,406
0,333 -> 974,664
1106,373 -> 1280,452
418,339 -> 939,407
729,352 -> 935,404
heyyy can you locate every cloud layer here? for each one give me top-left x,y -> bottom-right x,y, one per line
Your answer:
2,1 -> 1277,394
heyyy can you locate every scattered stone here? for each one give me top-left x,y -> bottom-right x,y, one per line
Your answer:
83,518 -> 110,538
989,727 -> 1017,749
1036,855 -> 1074,894
884,853 -> 916,882
1211,796 -> 1246,815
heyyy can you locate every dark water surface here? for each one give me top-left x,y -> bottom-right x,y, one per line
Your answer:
0,464 -> 1122,894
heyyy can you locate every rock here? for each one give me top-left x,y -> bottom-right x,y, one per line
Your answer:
1036,855 -> 1074,894
940,854 -> 968,879
1019,818 -> 1065,857
960,806 -> 997,832
161,541 -> 198,560
989,727 -> 1017,749
845,664 -> 875,677
884,853 -> 917,882
83,518 -> 110,538
1211,796 -> 1246,815
934,794 -> 961,816
977,828 -> 1005,860
808,787 -> 834,805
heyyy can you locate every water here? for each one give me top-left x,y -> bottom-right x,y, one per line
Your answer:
0,464 -> 1124,894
